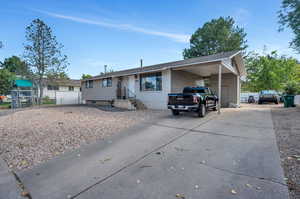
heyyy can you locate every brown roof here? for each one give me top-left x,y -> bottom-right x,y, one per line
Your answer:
84,50 -> 241,81
45,79 -> 81,87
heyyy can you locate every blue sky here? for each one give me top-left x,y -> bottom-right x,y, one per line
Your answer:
0,0 -> 298,79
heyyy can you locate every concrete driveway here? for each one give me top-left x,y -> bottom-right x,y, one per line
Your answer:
17,106 -> 289,199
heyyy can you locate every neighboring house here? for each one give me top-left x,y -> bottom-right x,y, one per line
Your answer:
42,79 -> 81,99
82,50 -> 245,109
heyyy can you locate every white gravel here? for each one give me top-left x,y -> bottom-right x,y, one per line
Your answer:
0,106 -> 164,171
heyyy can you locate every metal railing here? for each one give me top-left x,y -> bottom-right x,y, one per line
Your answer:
126,88 -> 136,99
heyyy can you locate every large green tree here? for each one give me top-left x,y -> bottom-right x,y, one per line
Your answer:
0,69 -> 15,95
278,0 -> 300,53
244,51 -> 300,92
183,17 -> 248,58
23,19 -> 68,103
1,56 -> 30,76
81,74 -> 93,79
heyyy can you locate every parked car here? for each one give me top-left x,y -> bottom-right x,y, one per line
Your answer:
258,90 -> 280,104
277,92 -> 284,102
168,87 -> 218,117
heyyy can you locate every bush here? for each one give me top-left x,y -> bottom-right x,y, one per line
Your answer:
283,81 -> 299,95
42,96 -> 55,104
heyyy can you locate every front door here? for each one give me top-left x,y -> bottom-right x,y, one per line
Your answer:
117,78 -> 122,99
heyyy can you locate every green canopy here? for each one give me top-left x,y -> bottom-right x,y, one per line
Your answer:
14,79 -> 33,88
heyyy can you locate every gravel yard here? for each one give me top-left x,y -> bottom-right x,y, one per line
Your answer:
0,105 -> 164,171
272,107 -> 300,199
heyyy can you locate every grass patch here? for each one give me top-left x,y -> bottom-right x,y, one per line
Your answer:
0,102 -> 11,109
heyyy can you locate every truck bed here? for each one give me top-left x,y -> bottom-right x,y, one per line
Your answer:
168,93 -> 196,106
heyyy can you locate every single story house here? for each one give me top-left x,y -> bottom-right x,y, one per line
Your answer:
82,50 -> 245,110
42,79 -> 81,100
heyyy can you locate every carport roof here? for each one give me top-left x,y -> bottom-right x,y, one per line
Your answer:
83,50 -> 243,81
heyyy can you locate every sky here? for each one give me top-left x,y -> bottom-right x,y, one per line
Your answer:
0,0 -> 298,79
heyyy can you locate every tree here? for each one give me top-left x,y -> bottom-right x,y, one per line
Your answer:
183,17 -> 248,58
243,51 -> 300,92
23,19 -> 68,103
81,74 -> 92,79
0,69 -> 15,95
47,71 -> 69,80
1,56 -> 30,76
278,0 -> 300,53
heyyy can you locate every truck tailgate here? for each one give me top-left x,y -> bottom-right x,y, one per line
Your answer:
168,93 -> 195,105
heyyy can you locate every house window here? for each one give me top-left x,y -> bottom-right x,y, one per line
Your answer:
47,85 -> 59,90
140,72 -> 162,91
85,80 -> 93,88
102,78 -> 112,87
69,86 -> 74,91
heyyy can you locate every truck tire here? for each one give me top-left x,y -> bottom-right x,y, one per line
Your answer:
172,110 -> 179,116
198,104 -> 206,117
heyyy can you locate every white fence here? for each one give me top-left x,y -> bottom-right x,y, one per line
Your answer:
295,95 -> 300,105
240,92 -> 259,103
56,91 -> 82,105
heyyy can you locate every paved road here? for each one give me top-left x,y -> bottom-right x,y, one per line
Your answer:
17,107 -> 289,199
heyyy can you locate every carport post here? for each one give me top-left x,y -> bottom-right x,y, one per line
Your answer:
218,64 -> 222,114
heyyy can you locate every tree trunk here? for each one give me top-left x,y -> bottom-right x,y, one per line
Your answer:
38,80 -> 43,105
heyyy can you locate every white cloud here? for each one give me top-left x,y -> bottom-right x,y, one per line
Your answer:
36,10 -> 190,43
233,8 -> 251,27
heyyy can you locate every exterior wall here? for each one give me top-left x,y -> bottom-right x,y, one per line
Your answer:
135,70 -> 171,109
43,86 -> 81,99
170,70 -> 202,93
82,78 -> 118,101
209,73 -> 238,107
43,88 -> 56,99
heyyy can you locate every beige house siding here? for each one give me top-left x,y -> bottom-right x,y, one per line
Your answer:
82,78 -> 118,101
170,70 -> 202,93
209,73 -> 238,107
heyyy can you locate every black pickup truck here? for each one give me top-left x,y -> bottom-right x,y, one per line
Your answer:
168,87 -> 218,117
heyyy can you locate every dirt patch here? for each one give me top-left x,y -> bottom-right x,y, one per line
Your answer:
0,105 -> 164,171
271,107 -> 300,199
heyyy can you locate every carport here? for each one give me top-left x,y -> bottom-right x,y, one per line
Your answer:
170,51 -> 245,113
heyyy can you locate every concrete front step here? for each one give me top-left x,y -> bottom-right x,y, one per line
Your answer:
113,99 -> 136,110
113,99 -> 147,110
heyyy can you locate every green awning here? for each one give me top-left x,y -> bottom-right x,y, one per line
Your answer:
15,79 -> 33,88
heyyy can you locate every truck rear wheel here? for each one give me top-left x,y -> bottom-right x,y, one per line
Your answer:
172,110 -> 179,116
198,104 -> 206,117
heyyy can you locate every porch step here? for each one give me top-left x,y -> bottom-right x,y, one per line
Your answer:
113,99 -> 147,110
113,99 -> 136,110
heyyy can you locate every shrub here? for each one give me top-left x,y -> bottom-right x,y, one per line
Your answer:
283,81 -> 299,95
